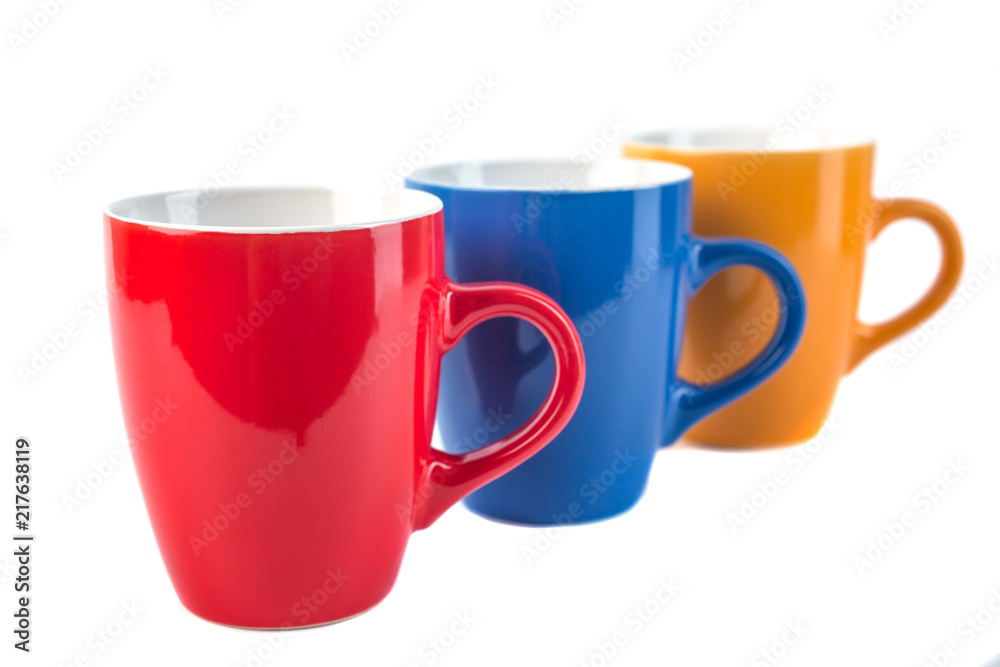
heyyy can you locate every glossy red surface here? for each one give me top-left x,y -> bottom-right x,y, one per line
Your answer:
104,205 -> 584,629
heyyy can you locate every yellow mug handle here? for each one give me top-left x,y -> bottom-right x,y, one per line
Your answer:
848,198 -> 964,371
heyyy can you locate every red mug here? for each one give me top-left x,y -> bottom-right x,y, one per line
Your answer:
104,187 -> 585,629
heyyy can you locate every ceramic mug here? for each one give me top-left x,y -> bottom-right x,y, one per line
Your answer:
624,129 -> 964,447
406,159 -> 806,524
104,187 -> 585,628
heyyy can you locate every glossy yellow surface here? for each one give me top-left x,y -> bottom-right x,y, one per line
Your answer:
624,137 -> 964,447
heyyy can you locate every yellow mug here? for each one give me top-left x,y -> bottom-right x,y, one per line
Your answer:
624,129 -> 964,447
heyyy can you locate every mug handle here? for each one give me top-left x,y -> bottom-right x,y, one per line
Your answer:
411,281 -> 586,530
662,238 -> 807,445
846,198 -> 964,371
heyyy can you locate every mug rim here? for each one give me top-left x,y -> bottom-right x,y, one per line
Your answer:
625,127 -> 876,153
405,157 -> 692,193
104,186 -> 443,234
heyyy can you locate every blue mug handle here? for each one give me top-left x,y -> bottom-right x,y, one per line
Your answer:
662,237 -> 807,445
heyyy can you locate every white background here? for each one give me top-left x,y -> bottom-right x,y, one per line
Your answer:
2,0 -> 999,665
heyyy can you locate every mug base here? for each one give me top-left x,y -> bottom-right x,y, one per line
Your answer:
188,596 -> 385,631
678,438 -> 806,451
678,419 -> 828,450
461,493 -> 643,527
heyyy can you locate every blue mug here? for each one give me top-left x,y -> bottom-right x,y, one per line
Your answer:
406,159 -> 806,525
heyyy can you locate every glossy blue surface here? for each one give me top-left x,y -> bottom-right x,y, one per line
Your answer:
407,161 -> 805,525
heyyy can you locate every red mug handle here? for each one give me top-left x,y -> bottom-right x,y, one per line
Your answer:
411,281 -> 586,530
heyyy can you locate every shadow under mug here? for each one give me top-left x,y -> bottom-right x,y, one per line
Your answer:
625,128 -> 964,447
406,159 -> 807,525
104,187 -> 585,628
